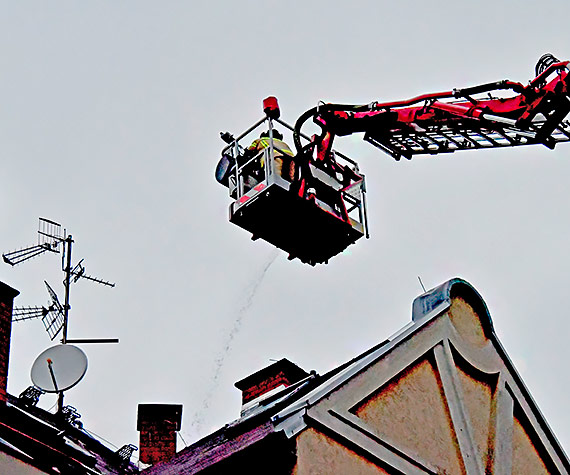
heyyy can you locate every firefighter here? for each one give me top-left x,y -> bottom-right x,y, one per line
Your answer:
246,129 -> 295,182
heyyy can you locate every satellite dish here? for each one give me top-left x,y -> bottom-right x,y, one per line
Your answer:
30,344 -> 88,393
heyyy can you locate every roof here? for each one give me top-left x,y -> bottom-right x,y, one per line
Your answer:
143,278 -> 570,474
0,392 -> 139,474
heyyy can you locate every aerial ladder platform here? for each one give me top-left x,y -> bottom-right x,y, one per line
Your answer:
216,54 -> 570,265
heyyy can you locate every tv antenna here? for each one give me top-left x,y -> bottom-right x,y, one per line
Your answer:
3,218 -> 62,266
3,218 -> 118,345
12,281 -> 65,340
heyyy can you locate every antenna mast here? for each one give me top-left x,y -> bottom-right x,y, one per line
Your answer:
3,218 -> 118,412
62,235 -> 73,344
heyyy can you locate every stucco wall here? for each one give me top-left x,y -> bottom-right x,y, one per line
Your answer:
294,428 -> 390,475
0,452 -> 45,475
355,357 -> 465,474
512,414 -> 550,474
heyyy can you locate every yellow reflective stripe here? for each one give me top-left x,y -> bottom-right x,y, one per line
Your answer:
247,138 -> 263,151
248,137 -> 294,159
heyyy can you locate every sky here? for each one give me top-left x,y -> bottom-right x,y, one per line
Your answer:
1,0 -> 570,464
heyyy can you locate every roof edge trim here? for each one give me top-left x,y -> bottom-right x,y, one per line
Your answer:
412,277 -> 494,336
272,301 -> 451,430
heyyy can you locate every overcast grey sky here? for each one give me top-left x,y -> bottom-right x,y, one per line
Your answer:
1,1 -> 569,462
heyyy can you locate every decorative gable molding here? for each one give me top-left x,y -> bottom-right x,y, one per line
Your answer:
281,279 -> 569,474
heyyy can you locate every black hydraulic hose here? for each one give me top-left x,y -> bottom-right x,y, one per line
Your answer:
453,80 -> 525,98
293,103 -> 375,154
293,106 -> 319,153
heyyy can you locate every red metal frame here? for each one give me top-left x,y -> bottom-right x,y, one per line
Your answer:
294,56 -> 570,161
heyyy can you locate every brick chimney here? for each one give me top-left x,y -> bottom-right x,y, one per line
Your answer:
0,281 -> 19,404
137,404 -> 182,465
234,358 -> 309,412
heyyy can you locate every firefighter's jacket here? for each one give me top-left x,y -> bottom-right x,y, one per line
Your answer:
247,137 -> 294,165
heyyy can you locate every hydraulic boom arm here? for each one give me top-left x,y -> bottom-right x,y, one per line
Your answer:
294,54 -> 570,161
